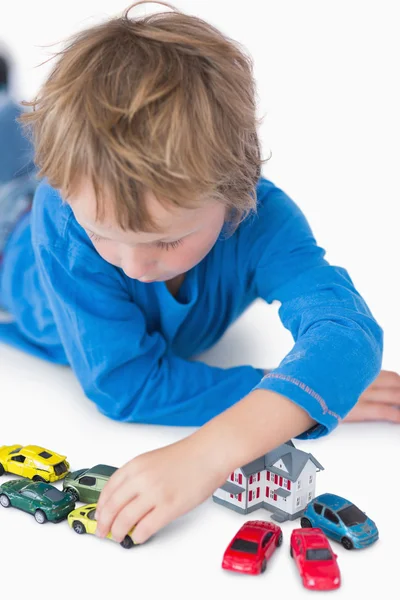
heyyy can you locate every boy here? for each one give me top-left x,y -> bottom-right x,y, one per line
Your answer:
0,2 -> 399,545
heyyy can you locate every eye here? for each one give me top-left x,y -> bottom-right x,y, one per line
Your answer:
87,231 -> 105,243
156,239 -> 184,251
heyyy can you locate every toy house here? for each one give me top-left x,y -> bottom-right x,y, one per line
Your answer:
213,440 -> 324,522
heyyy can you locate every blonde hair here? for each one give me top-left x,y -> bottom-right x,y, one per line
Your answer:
20,1 -> 264,231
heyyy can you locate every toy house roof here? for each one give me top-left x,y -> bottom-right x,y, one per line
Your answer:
240,440 -> 324,482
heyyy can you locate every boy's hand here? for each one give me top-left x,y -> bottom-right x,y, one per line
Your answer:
94,435 -> 227,545
344,369 -> 400,423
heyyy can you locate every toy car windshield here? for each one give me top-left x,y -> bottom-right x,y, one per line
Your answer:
43,488 -> 66,502
337,505 -> 367,526
306,549 -> 333,561
230,539 -> 258,554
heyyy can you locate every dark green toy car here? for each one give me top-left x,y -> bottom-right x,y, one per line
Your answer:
0,479 -> 76,523
63,464 -> 117,503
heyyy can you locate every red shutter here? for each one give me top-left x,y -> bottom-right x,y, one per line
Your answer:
274,493 -> 277,501
238,493 -> 242,502
274,474 -> 278,484
256,487 -> 260,498
287,480 -> 291,490
248,490 -> 252,502
230,493 -> 233,498
266,471 -> 270,481
239,474 -> 243,485
279,476 -> 283,487
266,486 -> 270,498
230,473 -> 234,481
257,472 -> 261,482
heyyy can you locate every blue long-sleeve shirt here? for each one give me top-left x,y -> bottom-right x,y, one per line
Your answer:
0,176 -> 383,438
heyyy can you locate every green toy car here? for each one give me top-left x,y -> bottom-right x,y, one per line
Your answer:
0,479 -> 76,523
62,464 -> 117,503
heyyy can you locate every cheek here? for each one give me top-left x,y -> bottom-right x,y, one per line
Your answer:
91,241 -> 120,266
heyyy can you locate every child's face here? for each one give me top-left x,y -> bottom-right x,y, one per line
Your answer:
68,179 -> 226,283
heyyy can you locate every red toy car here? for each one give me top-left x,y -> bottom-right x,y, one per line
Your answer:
222,520 -> 282,575
290,528 -> 341,590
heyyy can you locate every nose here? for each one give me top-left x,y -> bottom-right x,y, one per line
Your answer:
120,246 -> 157,280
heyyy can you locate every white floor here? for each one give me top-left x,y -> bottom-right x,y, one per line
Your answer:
1,1 -> 400,598
1,299 -> 399,599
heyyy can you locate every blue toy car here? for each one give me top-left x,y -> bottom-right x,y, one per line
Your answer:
301,493 -> 378,550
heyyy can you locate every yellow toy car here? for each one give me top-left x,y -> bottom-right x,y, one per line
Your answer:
0,445 -> 69,483
68,504 -> 136,549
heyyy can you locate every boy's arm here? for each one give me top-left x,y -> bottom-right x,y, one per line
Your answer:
245,179 -> 383,438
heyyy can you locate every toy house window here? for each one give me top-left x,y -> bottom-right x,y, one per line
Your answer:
307,492 -> 312,502
324,509 -> 339,525
11,455 -> 25,463
313,503 -> 323,515
296,496 -> 301,507
297,479 -> 301,490
309,475 -> 313,484
269,489 -> 274,499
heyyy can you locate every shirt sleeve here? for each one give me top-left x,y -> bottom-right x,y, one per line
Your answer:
32,189 -> 263,426
248,180 -> 383,439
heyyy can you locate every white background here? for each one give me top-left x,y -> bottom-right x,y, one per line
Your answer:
1,1 -> 399,598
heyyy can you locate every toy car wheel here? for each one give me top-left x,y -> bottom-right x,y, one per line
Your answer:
0,494 -> 11,507
300,517 -> 312,528
341,537 -> 354,550
261,559 -> 267,573
34,509 -> 47,524
290,545 -> 293,558
276,532 -> 283,547
32,475 -> 46,483
65,488 -> 79,502
120,535 -> 134,549
73,521 -> 86,534
0,463 -> 5,476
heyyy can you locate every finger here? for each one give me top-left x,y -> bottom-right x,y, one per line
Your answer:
96,467 -> 128,513
96,479 -> 139,537
132,505 -> 176,544
369,370 -> 400,389
110,496 -> 154,543
344,402 -> 400,423
360,388 -> 400,406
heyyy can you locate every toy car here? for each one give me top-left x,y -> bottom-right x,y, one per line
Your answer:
301,493 -> 378,549
222,520 -> 282,574
290,527 -> 341,590
0,479 -> 75,523
63,464 -> 117,502
67,503 -> 136,549
0,444 -> 69,483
